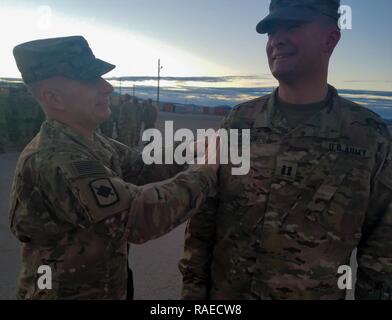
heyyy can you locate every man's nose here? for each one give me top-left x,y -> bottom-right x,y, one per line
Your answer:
268,30 -> 288,48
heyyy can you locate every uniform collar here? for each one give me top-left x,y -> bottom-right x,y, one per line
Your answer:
41,120 -> 117,167
43,119 -> 99,149
253,85 -> 342,139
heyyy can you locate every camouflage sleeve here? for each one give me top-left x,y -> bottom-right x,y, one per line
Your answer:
10,149 -> 215,246
110,138 -> 188,185
9,154 -> 100,245
356,149 -> 392,299
135,161 -> 188,185
178,197 -> 218,299
125,165 -> 217,244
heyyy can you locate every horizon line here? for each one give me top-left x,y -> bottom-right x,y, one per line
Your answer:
1,76 -> 391,94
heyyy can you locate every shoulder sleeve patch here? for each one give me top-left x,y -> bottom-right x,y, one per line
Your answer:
58,161 -> 131,224
89,178 -> 119,207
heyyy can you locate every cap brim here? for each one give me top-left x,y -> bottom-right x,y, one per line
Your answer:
78,58 -> 116,80
256,7 -> 318,34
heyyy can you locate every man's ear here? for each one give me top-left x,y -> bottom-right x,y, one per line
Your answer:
41,88 -> 65,111
325,29 -> 341,54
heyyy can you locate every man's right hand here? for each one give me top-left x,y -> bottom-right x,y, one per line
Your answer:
193,131 -> 220,173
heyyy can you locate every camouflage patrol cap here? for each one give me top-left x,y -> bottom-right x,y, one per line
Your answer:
256,0 -> 341,34
13,36 -> 115,84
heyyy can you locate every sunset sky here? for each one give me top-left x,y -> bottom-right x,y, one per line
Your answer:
1,0 -> 391,93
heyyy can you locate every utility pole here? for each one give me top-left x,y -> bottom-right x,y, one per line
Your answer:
119,77 -> 122,95
157,58 -> 163,108
133,84 -> 136,97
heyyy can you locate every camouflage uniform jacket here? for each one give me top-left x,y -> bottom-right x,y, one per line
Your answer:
117,101 -> 141,147
142,102 -> 158,130
179,86 -> 392,300
9,120 -> 216,299
118,102 -> 139,131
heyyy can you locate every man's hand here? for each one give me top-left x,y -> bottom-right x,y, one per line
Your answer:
193,131 -> 220,173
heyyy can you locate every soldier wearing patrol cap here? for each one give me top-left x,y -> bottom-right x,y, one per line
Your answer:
9,35 -> 219,299
180,0 -> 392,299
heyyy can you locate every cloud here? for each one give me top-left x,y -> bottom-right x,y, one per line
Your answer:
0,5 -> 233,78
2,75 -> 391,118
343,80 -> 392,83
113,77 -> 392,118
106,75 -> 273,83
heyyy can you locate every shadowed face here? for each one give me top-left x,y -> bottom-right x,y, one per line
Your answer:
59,76 -> 114,126
266,18 -> 337,83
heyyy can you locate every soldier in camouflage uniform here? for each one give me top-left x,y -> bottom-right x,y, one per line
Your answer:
134,97 -> 144,146
10,36 -> 218,299
142,98 -> 158,131
117,94 -> 141,147
180,0 -> 392,300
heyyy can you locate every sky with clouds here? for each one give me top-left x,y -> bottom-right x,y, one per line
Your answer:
0,0 -> 391,97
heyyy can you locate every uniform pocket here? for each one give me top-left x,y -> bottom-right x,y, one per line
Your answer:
303,182 -> 346,240
279,155 -> 350,241
298,156 -> 368,242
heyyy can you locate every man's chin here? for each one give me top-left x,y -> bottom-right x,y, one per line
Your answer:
271,69 -> 297,84
94,112 -> 111,126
